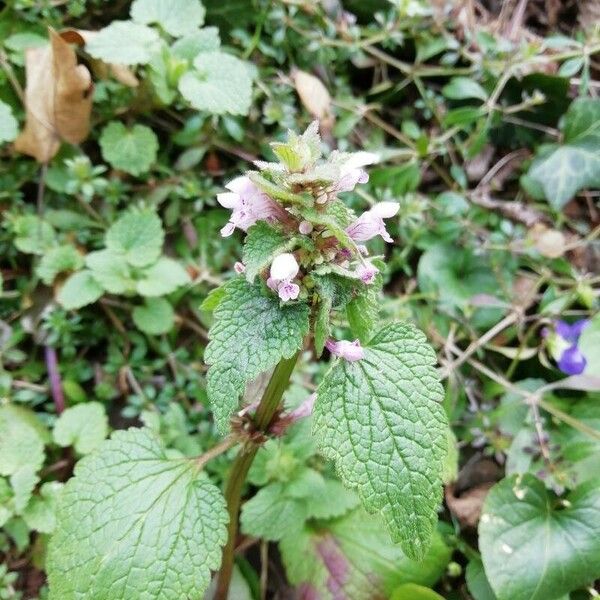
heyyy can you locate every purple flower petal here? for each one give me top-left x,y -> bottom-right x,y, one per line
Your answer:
558,345 -> 587,375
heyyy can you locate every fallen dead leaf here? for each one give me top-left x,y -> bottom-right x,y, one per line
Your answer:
292,68 -> 333,122
445,482 -> 495,528
529,223 -> 566,258
15,28 -> 93,163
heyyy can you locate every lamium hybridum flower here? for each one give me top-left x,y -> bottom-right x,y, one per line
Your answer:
547,319 -> 590,375
356,262 -> 379,285
346,201 -> 400,243
267,253 -> 300,302
217,176 -> 286,237
325,338 -> 365,362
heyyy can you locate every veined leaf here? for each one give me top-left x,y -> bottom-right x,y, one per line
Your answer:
131,0 -> 205,37
47,428 -> 228,600
205,279 -> 309,432
313,322 -> 447,560
479,474 -> 600,600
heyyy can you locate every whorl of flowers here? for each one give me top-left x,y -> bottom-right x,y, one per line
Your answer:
217,122 -> 400,361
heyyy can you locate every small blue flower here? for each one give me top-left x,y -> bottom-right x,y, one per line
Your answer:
550,319 -> 590,375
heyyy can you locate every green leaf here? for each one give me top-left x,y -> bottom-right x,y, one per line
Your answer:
47,428 -> 228,600
13,215 -> 56,255
313,322 -> 447,560
171,28 -> 221,60
53,402 -> 109,455
466,559 -> 497,600
85,250 -> 137,295
0,100 -> 18,143
527,98 -> 600,209
579,313 -> 600,374
132,297 -> 175,334
0,406 -> 45,478
10,467 -> 39,514
22,481 -> 64,534
131,0 -> 205,37
303,478 -> 359,520
390,584 -> 445,600
136,257 -> 191,296
205,279 -> 309,432
280,509 -> 451,600
243,222 -> 296,283
86,20 -> 161,65
346,266 -> 383,344
99,122 -> 159,176
241,482 -> 307,541
36,245 -> 84,285
57,270 -> 104,309
178,51 -> 252,115
442,77 -> 487,101
479,474 -> 600,600
106,210 -> 164,267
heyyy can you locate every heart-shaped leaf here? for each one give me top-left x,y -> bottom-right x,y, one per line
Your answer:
479,474 -> 600,600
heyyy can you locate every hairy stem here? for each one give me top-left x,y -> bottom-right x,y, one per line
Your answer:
214,352 -> 299,600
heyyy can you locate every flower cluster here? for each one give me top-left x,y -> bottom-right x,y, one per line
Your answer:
546,319 -> 590,375
216,122 -> 400,362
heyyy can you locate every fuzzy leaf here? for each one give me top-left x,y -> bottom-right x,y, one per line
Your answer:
13,215 -> 56,255
36,245 -> 84,285
242,222 -> 295,283
205,278 -> 309,432
106,210 -> 164,267
0,406 -> 46,478
479,474 -> 600,600
171,28 -> 220,60
527,98 -> 600,209
86,21 -> 161,65
313,322 -> 447,560
53,402 -> 109,455
178,51 -> 252,115
99,122 -> 159,176
133,297 -> 175,334
131,0 -> 205,37
47,428 -> 228,600
136,257 -> 191,296
57,270 -> 104,310
85,250 -> 136,294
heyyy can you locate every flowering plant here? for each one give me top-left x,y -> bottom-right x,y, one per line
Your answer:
45,123 -> 448,600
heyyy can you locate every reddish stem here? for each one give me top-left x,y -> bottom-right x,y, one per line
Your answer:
45,346 -> 65,414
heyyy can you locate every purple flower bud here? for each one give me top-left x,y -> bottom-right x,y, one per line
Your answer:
558,345 -> 587,375
357,262 -> 378,284
333,152 -> 378,193
325,338 -> 365,362
268,253 -> 300,302
234,262 -> 246,274
217,176 -> 287,237
345,202 -> 399,243
299,220 -> 313,234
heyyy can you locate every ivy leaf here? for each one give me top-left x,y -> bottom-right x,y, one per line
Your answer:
36,245 -> 84,285
136,257 -> 191,296
57,270 -> 104,309
242,222 -> 296,283
106,210 -> 164,267
86,21 -> 161,65
280,509 -> 451,600
479,474 -> 600,600
178,51 -> 252,115
527,98 -> 600,209
99,122 -> 159,176
313,322 -> 447,560
131,0 -> 205,37
47,428 -> 228,600
205,279 -> 309,432
53,402 -> 109,455
0,100 -> 18,143
132,297 -> 175,334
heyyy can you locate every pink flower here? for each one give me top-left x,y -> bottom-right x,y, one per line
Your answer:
267,253 -> 300,302
346,202 -> 399,243
217,176 -> 286,237
234,262 -> 246,274
357,262 -> 378,284
325,338 -> 365,362
334,152 -> 378,193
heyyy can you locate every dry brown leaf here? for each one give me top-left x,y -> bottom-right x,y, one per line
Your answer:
529,223 -> 566,258
15,28 -> 93,163
445,482 -> 494,528
292,69 -> 332,121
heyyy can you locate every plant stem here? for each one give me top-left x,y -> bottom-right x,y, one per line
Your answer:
214,353 -> 299,600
